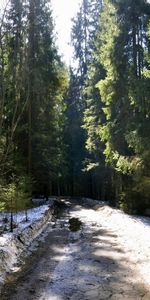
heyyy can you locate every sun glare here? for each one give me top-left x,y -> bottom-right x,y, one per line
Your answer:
0,0 -> 81,65
51,0 -> 81,65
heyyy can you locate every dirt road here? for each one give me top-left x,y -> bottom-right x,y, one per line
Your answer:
1,199 -> 150,300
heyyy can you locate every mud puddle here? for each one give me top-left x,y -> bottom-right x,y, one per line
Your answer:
69,217 -> 82,232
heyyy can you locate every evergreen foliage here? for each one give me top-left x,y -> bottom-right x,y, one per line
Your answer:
0,0 -> 68,219
0,0 -> 149,217
96,0 -> 150,212
72,0 -> 150,209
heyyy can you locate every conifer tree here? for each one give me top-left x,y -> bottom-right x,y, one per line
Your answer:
69,0 -> 103,198
23,0 -> 69,196
64,69 -> 88,196
0,0 -> 26,175
96,0 -> 150,211
0,0 -> 68,205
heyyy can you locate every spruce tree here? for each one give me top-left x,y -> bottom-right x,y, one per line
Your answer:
24,0 -> 69,196
0,0 -> 69,202
68,0 -> 103,198
96,0 -> 150,211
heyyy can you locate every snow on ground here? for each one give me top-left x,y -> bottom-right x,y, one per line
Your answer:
1,197 -> 150,295
0,197 -> 55,231
0,200 -> 54,289
70,203 -> 150,288
0,205 -> 49,230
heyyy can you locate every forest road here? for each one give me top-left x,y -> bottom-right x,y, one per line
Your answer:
1,198 -> 150,300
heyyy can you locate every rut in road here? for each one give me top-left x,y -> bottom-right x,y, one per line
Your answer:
1,199 -> 150,300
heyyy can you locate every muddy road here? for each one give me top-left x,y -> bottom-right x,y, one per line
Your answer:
1,199 -> 150,300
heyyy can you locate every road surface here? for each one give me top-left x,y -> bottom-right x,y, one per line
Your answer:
1,198 -> 150,300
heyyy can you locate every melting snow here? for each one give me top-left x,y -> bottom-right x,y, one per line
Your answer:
0,202 -> 53,289
70,204 -> 150,288
1,197 -> 150,294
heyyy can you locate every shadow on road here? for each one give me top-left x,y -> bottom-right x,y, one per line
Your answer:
1,199 -> 149,300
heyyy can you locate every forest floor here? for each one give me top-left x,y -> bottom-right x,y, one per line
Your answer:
1,198 -> 150,300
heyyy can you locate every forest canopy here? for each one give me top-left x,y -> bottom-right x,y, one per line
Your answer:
0,0 -> 150,215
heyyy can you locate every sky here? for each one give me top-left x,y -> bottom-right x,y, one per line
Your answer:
0,0 -> 81,65
51,0 -> 81,65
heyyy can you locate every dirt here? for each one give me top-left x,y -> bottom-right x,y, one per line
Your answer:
69,217 -> 82,232
0,198 -> 150,300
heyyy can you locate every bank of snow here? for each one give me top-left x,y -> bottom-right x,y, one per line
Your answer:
70,201 -> 150,289
0,203 -> 53,289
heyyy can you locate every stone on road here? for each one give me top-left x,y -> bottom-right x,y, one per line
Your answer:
1,199 -> 150,300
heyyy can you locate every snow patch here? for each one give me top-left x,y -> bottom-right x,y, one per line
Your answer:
0,204 -> 53,289
71,202 -> 150,288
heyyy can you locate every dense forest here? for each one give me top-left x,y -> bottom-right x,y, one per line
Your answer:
0,0 -> 150,216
